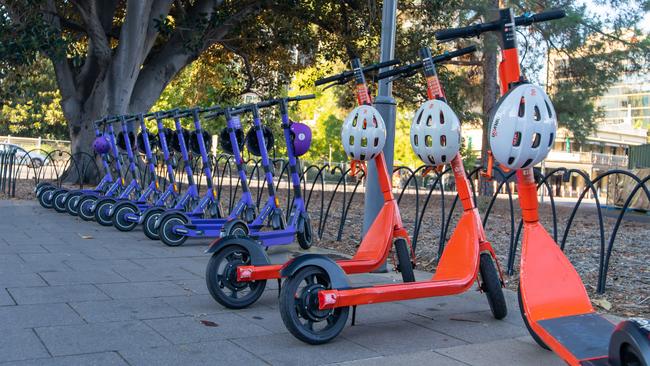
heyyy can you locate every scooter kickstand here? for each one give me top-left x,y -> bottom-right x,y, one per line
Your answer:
351,305 -> 357,326
277,279 -> 282,297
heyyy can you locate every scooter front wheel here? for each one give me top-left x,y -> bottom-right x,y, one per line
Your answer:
279,266 -> 349,345
78,195 -> 98,221
296,213 -> 313,250
142,208 -> 165,240
66,192 -> 83,216
222,220 -> 249,237
52,189 -> 69,213
517,285 -> 550,350
94,198 -> 116,226
205,245 -> 266,309
38,187 -> 56,209
479,253 -> 507,320
159,213 -> 188,247
112,202 -> 139,232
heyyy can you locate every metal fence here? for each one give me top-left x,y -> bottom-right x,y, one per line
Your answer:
1,144 -> 648,296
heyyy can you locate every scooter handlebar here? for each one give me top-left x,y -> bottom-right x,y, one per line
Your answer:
376,45 -> 477,80
314,59 -> 400,86
435,8 -> 566,41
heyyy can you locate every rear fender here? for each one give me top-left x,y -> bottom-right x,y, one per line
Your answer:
204,236 -> 270,266
280,254 -> 350,290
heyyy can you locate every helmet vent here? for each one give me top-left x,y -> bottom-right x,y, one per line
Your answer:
416,110 -> 424,125
518,97 -> 526,117
414,135 -> 419,146
512,132 -> 522,147
349,136 -> 354,145
440,135 -> 447,147
428,155 -> 436,165
548,133 -> 554,147
374,137 -> 380,147
439,111 -> 445,124
508,156 -> 515,165
362,119 -> 367,130
426,116 -> 433,126
359,153 -> 366,160
361,137 -> 367,147
531,133 -> 541,148
372,117 -> 378,128
533,106 -> 541,121
545,100 -> 553,118
441,155 -> 447,163
352,117 -> 358,127
425,135 -> 433,147
521,158 -> 533,168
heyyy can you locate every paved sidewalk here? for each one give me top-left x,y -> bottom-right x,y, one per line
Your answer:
0,200 -> 564,365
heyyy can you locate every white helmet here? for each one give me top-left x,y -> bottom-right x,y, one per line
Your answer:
410,99 -> 461,166
341,105 -> 386,161
489,83 -> 557,170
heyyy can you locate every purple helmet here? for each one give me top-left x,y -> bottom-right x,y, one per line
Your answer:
93,136 -> 111,155
290,121 -> 312,157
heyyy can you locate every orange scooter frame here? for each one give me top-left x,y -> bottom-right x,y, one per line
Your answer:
203,58 -> 414,310
275,50 -> 507,345
436,8 -> 650,366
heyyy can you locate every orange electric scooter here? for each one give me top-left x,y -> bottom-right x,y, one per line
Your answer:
275,49 -> 507,344
436,8 -> 650,366
203,58 -> 418,310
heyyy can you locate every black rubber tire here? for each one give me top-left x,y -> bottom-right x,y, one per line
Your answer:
52,189 -> 69,213
395,238 -> 415,282
517,285 -> 550,350
205,245 -> 267,309
279,266 -> 349,345
35,182 -> 53,194
94,198 -> 116,226
65,192 -> 83,216
112,202 -> 139,232
479,253 -> 508,320
296,213 -> 313,250
222,220 -> 249,237
159,213 -> 188,247
77,195 -> 98,221
620,344 -> 644,366
142,208 -> 165,240
38,187 -> 56,209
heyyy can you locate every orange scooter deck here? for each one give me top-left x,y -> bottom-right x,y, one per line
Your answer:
317,209 -> 479,309
520,221 -> 615,365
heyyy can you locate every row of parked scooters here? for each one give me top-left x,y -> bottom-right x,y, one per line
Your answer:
35,8 -> 648,366
36,96 -> 315,249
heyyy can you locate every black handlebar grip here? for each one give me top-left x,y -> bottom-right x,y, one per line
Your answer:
527,9 -> 566,24
289,94 -> 316,102
435,25 -> 480,41
315,73 -> 345,86
432,45 -> 478,63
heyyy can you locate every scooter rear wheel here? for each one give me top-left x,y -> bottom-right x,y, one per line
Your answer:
205,245 -> 267,309
78,195 -> 98,221
52,189 -> 69,213
222,220 -> 249,237
112,202 -> 139,232
517,285 -> 550,350
94,198 -> 116,226
159,213 -> 188,246
38,187 -> 56,209
66,192 -> 83,216
394,238 -> 415,282
279,266 -> 349,345
479,253 -> 507,320
142,208 -> 165,240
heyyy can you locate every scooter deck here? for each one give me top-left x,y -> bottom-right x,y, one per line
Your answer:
537,313 -> 613,364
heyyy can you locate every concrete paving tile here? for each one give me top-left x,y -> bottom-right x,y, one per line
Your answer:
332,351 -> 468,366
232,305 -> 287,334
79,247 -> 151,260
35,321 -> 170,356
340,320 -> 467,356
96,281 -> 188,299
8,284 -> 110,305
143,313 -> 272,344
0,352 -> 128,366
0,254 -> 25,266
70,297 -> 183,323
0,272 -> 46,287
231,333 -> 378,366
38,270 -> 127,286
410,310 -> 528,344
396,289 -> 497,316
159,294 -> 229,316
112,266 -> 200,282
0,244 -> 48,254
0,303 -> 84,329
435,337 -> 565,366
62,258 -> 143,272
119,340 -> 266,366
0,288 -> 15,306
0,328 -> 50,362
20,252 -> 91,264
172,279 -> 210,295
